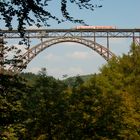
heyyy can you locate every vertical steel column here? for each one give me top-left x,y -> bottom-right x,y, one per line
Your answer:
0,34 -> 4,74
135,32 -> 140,46
94,31 -> 96,48
132,31 -> 135,45
41,38 -> 43,49
138,32 -> 140,46
107,32 -> 109,60
27,33 -> 30,63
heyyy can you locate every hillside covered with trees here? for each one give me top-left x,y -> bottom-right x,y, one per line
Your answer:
1,43 -> 140,139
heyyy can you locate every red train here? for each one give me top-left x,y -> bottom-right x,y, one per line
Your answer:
74,26 -> 116,29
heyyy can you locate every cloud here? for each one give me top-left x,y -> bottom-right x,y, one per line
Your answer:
66,51 -> 92,60
46,53 -> 56,60
24,67 -> 41,74
45,53 -> 61,61
57,42 -> 81,47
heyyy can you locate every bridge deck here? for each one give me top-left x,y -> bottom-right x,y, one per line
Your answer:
1,28 -> 140,32
0,28 -> 140,38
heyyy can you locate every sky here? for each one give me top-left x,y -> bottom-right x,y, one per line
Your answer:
3,0 -> 140,79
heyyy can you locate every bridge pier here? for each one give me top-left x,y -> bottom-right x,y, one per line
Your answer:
107,32 -> 110,60
134,32 -> 140,46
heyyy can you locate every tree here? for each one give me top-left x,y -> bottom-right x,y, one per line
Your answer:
95,44 -> 140,139
1,42 -> 140,139
62,44 -> 140,139
0,0 -> 102,32
0,73 -> 29,140
22,71 -> 69,139
63,75 -> 102,139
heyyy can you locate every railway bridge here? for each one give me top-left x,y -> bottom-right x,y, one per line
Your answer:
0,28 -> 140,73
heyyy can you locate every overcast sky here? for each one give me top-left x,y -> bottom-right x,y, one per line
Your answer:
3,0 -> 140,79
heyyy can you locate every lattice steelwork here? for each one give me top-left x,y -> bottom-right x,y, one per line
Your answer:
1,28 -> 140,38
0,28 -> 140,73
9,37 -> 116,72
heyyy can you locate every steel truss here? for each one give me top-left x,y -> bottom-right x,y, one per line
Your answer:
0,28 -> 140,72
1,28 -> 140,39
9,37 -> 116,72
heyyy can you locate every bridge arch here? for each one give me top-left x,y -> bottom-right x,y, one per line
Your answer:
10,37 -> 116,72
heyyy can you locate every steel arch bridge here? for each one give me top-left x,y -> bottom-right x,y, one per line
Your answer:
9,37 -> 116,72
0,28 -> 140,73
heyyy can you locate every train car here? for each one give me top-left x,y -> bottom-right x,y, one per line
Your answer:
74,26 -> 116,29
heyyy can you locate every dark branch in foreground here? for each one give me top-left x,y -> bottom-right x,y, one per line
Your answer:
0,0 -> 102,35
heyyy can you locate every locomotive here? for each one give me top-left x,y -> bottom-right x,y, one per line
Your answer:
74,26 -> 116,29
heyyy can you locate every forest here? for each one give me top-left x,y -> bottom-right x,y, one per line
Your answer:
1,43 -> 140,140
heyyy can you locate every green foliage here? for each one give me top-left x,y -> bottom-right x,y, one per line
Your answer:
0,73 -> 29,139
64,74 -> 92,87
1,43 -> 140,139
21,71 -> 69,139
95,44 -> 140,139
